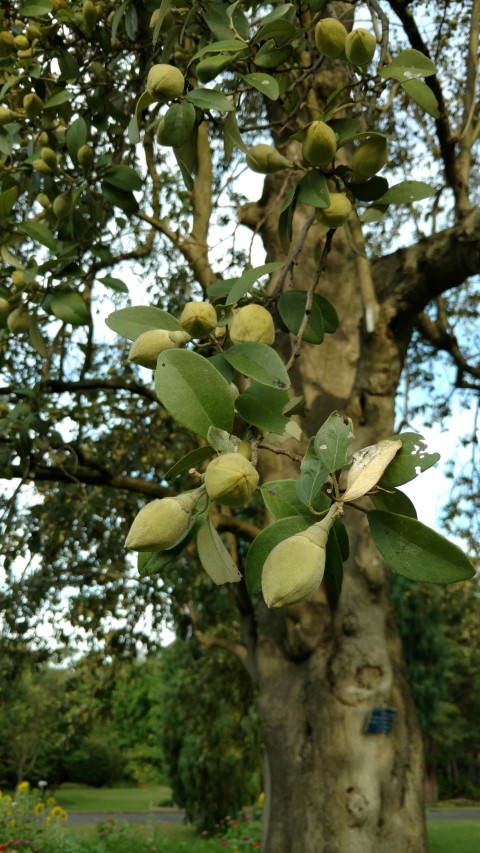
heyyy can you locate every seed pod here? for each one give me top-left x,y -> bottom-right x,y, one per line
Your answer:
229,304 -> 275,346
11,270 -> 26,288
342,439 -> 402,502
26,23 -> 42,40
245,143 -> 292,174
315,17 -> 348,58
180,301 -> 217,338
352,135 -> 387,182
7,306 -> 30,334
37,193 -> 51,209
302,121 -> 337,169
262,504 -> 342,607
82,0 -> 97,28
41,147 -> 57,170
128,329 -> 191,368
146,63 -> 185,102
14,35 -> 30,51
0,31 -> 15,48
344,28 -> 376,66
32,158 -> 54,176
0,107 -> 13,125
77,144 -> 94,167
125,489 -> 202,552
52,193 -> 72,219
0,298 -> 11,323
204,452 -> 259,507
315,193 -> 352,228
23,93 -> 43,118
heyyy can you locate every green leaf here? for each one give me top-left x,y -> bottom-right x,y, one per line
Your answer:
253,40 -> 292,68
0,185 -> 18,216
235,384 -> 290,433
101,183 -> 139,214
375,180 -> 436,205
43,90 -> 73,109
328,117 -> 362,147
370,488 -> 417,519
106,306 -> 183,340
185,88 -> 235,112
314,411 -> 355,473
223,342 -> 290,389
155,348 -> 235,439
278,291 -> 324,343
203,2 -> 234,40
98,275 -> 129,294
208,353 -> 234,382
296,438 -> 333,510
226,261 -> 284,304
240,73 -> 280,100
333,518 -> 349,561
50,291 -> 89,326
379,432 -> 440,488
163,101 -> 196,147
296,170 -> 330,208
348,176 -> 389,202
368,511 -> 475,584
260,479 -> 313,520
192,39 -> 249,60
206,426 -> 239,454
28,319 -> 48,358
66,117 -> 88,162
324,525 -> 343,603
379,49 -> 437,81
19,1 -> 52,15
20,221 -> 58,252
164,446 -> 216,480
278,186 -> 296,253
245,515 -> 311,595
400,79 -> 440,118
174,150 -> 194,191
197,516 -> 242,584
103,166 -> 143,192
223,112 -> 247,161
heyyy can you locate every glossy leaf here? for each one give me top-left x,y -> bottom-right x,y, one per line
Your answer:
66,117 -> 88,162
401,80 -> 440,118
164,446 -> 216,481
235,384 -> 290,433
103,166 -> 143,192
197,516 -> 242,585
185,88 -> 235,112
296,438 -> 333,510
240,73 -> 280,100
245,515 -> 311,595
223,342 -> 290,389
106,306 -> 183,340
379,49 -> 436,81
278,291 -> 330,343
50,291 -> 89,325
155,348 -> 235,439
226,261 -> 284,304
348,176 -> 389,202
375,181 -> 436,205
98,275 -> 129,294
370,488 -> 417,519
261,479 -> 313,520
20,221 -> 57,252
368,511 -> 475,584
324,525 -> 343,604
296,171 -> 330,208
379,432 -> 440,488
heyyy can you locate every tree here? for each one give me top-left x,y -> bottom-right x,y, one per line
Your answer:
0,2 -> 478,851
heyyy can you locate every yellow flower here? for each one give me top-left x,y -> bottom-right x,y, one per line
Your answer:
51,805 -> 68,820
257,792 -> 265,808
17,781 -> 30,793
34,801 -> 45,816
46,796 -> 56,807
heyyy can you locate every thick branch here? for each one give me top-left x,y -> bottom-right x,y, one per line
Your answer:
32,379 -> 158,402
415,312 -> 480,383
187,603 -> 247,663
7,462 -> 168,498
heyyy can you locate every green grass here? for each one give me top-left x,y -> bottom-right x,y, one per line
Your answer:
427,820 -> 480,853
55,784 -> 173,813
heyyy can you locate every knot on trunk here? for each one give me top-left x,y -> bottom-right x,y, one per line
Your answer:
345,786 -> 369,826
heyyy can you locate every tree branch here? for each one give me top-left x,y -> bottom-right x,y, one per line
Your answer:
6,462 -> 168,498
187,602 -> 248,663
415,312 -> 480,383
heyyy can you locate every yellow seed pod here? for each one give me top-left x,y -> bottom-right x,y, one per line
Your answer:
41,147 -> 57,170
77,144 -> 94,167
146,63 -> 185,101
14,35 -> 30,51
26,23 -> 42,40
37,193 -> 51,209
0,31 -> 15,48
315,193 -> 352,228
52,193 -> 72,219
11,270 -> 26,288
125,490 -> 202,552
0,298 -> 11,323
180,301 -> 217,338
0,107 -> 13,125
7,306 -> 30,334
262,505 -> 342,607
302,121 -> 337,168
344,28 -> 376,66
315,17 -> 348,58
229,304 -> 275,346
128,329 -> 191,368
245,144 -> 292,174
352,136 -> 387,182
32,158 -> 54,176
23,93 -> 43,118
204,453 -> 259,507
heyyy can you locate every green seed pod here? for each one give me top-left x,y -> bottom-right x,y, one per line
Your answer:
7,306 -> 30,334
14,35 -> 30,51
77,144 -> 94,167
146,63 -> 185,102
41,146 -> 57,170
128,329 -> 191,369
302,121 -> 337,169
90,61 -> 107,81
229,304 -> 275,346
32,158 -> 54,176
315,17 -> 348,58
204,452 -> 259,507
0,31 -> 15,48
351,135 -> 387,182
125,489 -> 202,552
26,23 -> 42,40
0,298 -> 11,323
52,193 -> 72,219
179,301 -> 217,338
0,107 -> 13,125
245,144 -> 292,174
37,193 -> 51,209
82,0 -> 97,28
262,504 -> 342,607
315,193 -> 352,228
344,28 -> 376,66
37,131 -> 50,146
23,93 -> 43,118
11,270 -> 26,288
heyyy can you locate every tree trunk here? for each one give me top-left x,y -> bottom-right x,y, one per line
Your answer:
240,184 -> 427,851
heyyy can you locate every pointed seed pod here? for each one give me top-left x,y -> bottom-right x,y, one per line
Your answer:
41,147 -> 57,170
0,107 -> 13,125
302,121 -> 337,168
352,136 -> 387,182
345,28 -> 376,66
82,0 -> 97,28
14,35 -> 30,51
128,329 -> 191,368
229,304 -> 275,345
7,306 -> 30,334
125,489 -> 202,552
246,144 -> 292,174
315,193 -> 352,228
37,193 -> 51,209
32,159 -> 54,175
315,17 -> 348,58
204,452 -> 259,507
146,63 -> 185,101
23,93 -> 43,118
77,144 -> 94,167
11,270 -> 26,288
180,301 -> 217,338
262,504 -> 343,607
52,193 -> 72,219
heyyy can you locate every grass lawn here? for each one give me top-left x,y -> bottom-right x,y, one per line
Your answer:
55,784 -> 173,812
427,820 -> 480,853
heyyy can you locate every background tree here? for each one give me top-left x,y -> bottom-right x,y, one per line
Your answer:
0,2 -> 479,852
